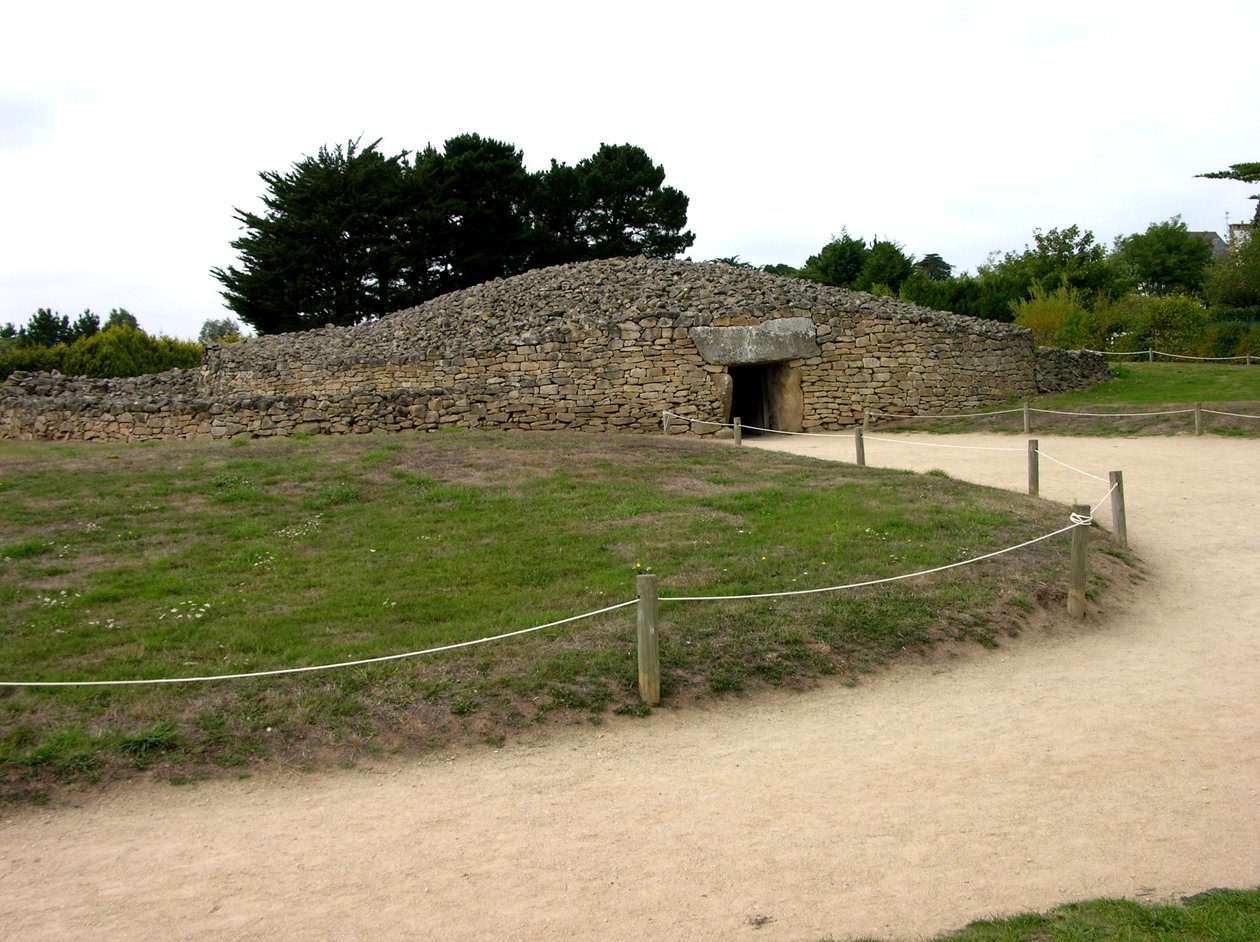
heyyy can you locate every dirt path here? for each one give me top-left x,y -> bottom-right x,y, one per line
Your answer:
2,434 -> 1257,941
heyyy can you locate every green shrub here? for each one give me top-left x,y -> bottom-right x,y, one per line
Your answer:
0,343 -> 68,379
1010,282 -> 1089,346
59,327 -> 200,378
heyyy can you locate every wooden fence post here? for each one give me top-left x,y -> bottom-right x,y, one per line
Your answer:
636,574 -> 660,705
1023,399 -> 1031,434
1108,471 -> 1128,549
1028,439 -> 1039,496
862,407 -> 869,430
855,427 -> 866,467
733,417 -> 742,446
1148,350 -> 1154,362
662,412 -> 670,435
1068,503 -> 1089,620
1194,402 -> 1202,437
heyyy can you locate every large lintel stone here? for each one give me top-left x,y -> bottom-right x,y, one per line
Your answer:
688,317 -> 820,366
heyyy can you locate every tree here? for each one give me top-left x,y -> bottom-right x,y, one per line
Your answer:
914,253 -> 952,282
1197,162 -> 1260,223
19,308 -> 72,347
103,308 -> 139,331
980,225 -> 1118,305
798,230 -> 869,287
575,144 -> 693,259
199,317 -> 242,343
761,263 -> 799,277
854,239 -> 915,293
422,134 -> 536,289
212,138 -> 419,334
1111,216 -> 1213,297
1204,229 -> 1260,309
71,310 -> 100,341
214,135 -> 696,335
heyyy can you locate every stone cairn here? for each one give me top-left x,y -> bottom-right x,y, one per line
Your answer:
0,258 -> 1109,442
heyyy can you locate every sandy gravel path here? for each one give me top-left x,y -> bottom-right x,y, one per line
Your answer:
1,434 -> 1257,941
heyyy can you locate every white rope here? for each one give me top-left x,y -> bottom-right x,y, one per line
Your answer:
1036,451 -> 1110,483
662,520 -> 1081,603
734,422 -> 815,437
663,411 -> 729,429
1155,351 -> 1252,362
866,407 -> 1024,419
0,599 -> 639,688
1202,409 -> 1260,419
1031,407 -> 1196,417
1086,348 -> 1253,362
863,434 -> 1025,453
1090,482 -> 1119,516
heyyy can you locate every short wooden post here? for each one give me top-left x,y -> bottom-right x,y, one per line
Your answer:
854,427 -> 866,467
662,412 -> 670,435
1027,439 -> 1039,497
1023,399 -> 1031,434
636,574 -> 660,705
733,417 -> 742,446
1068,503 -> 1089,620
1148,349 -> 1154,362
1194,402 -> 1202,437
1109,471 -> 1128,549
862,407 -> 869,430
1247,354 -> 1253,366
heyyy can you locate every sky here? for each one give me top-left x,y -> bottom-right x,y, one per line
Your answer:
3,0 -> 1258,340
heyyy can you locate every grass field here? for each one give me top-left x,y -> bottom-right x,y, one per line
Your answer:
848,887 -> 1260,942
875,361 -> 1260,436
0,429 -> 1122,800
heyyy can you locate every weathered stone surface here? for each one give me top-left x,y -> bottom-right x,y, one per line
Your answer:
0,257 -> 1097,444
688,317 -> 820,365
1036,347 -> 1112,393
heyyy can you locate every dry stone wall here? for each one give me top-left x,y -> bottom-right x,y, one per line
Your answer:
0,258 -> 1107,443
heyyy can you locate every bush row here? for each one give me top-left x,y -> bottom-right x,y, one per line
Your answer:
0,327 -> 202,381
1012,289 -> 1260,360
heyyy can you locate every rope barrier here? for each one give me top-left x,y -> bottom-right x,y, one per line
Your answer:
865,407 -> 1024,419
0,599 -> 639,688
1036,451 -> 1110,483
1090,483 -> 1118,516
1086,348 -> 1254,362
863,434 -> 1025,453
1201,409 -> 1260,419
662,519 -> 1084,604
1023,405 -> 1189,418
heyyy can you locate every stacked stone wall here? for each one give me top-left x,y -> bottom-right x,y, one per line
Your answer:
0,258 -> 1104,444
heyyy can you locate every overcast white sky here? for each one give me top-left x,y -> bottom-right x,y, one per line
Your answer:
3,0 -> 1258,339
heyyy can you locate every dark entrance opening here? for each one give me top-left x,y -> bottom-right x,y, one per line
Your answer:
729,364 -> 771,434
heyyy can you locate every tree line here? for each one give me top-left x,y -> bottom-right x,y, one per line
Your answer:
759,162 -> 1260,357
0,309 -> 203,381
210,135 -> 695,335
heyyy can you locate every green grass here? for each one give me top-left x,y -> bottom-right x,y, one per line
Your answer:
0,430 -> 1124,799
841,887 -> 1260,941
873,362 -> 1260,436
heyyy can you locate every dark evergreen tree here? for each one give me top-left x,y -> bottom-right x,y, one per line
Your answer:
212,139 -> 418,334
213,136 -> 696,335
19,308 -> 72,347
854,239 -> 915,293
798,231 -> 869,287
914,253 -> 953,282
568,144 -> 694,259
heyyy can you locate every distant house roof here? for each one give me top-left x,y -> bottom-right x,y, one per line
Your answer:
1188,231 -> 1229,257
